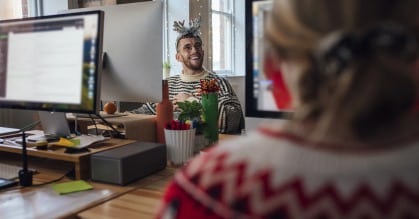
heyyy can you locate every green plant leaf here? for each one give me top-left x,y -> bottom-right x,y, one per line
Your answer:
177,100 -> 203,122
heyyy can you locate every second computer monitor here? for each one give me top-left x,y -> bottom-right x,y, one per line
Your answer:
67,1 -> 163,104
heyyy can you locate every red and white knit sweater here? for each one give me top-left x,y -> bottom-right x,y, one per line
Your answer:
156,127 -> 419,219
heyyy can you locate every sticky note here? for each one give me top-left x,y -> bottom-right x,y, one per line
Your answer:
52,180 -> 93,195
57,138 -> 80,147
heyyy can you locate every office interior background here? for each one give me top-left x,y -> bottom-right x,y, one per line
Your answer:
0,0 -> 278,130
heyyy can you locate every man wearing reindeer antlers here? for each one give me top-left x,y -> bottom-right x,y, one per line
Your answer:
133,17 -> 244,134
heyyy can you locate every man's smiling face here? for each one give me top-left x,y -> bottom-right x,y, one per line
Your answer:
176,37 -> 204,71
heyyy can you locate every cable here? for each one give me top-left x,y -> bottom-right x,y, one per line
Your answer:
88,114 -> 99,135
96,114 -> 125,139
1,168 -> 73,192
74,114 -> 80,136
20,120 -> 41,132
31,168 -> 74,187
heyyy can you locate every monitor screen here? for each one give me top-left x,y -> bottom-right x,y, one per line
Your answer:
245,0 -> 292,119
67,1 -> 163,104
0,10 -> 104,114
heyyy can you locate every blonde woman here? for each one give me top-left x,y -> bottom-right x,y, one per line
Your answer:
156,0 -> 419,218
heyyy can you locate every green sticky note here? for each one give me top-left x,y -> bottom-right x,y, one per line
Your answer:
52,180 -> 93,195
69,138 -> 80,146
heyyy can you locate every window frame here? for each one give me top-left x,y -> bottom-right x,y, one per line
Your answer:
211,2 -> 235,76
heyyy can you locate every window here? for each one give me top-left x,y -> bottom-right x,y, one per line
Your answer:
211,0 -> 234,75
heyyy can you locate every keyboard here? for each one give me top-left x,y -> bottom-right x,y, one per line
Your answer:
0,163 -> 36,180
0,127 -> 20,136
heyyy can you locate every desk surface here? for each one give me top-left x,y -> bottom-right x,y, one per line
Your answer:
0,134 -> 238,219
77,134 -> 240,219
0,152 -> 175,219
78,168 -> 175,219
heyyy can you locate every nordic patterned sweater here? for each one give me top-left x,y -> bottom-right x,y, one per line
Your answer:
136,70 -> 244,134
155,126 -> 419,219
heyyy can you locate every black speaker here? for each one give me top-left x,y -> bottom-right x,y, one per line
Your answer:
90,141 -> 166,185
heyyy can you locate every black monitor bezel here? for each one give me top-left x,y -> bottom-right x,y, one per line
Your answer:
245,0 -> 293,119
0,10 -> 104,114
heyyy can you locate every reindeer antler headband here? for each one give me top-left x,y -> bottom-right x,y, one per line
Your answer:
173,17 -> 202,49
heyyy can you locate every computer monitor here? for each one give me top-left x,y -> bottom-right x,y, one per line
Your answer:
245,0 -> 292,119
67,1 -> 163,104
0,10 -> 104,114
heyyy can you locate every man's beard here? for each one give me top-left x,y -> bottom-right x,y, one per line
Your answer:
182,55 -> 203,71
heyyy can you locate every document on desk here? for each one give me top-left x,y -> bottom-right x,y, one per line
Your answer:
0,186 -> 113,218
0,126 -> 20,136
51,135 -> 107,149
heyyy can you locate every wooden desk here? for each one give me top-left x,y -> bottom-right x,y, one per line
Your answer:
0,153 -> 175,219
0,134 -> 238,219
77,168 -> 175,219
0,137 -> 136,179
77,134 -> 240,219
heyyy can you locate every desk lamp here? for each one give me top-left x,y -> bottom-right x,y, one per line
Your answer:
18,120 -> 41,187
19,131 -> 32,186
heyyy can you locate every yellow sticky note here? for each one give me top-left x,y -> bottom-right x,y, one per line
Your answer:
52,180 -> 93,195
57,138 -> 74,146
57,138 -> 80,147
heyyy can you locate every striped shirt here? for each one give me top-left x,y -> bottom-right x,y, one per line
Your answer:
134,70 -> 244,134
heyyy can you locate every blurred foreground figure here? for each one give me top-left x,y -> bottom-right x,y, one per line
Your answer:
155,0 -> 419,218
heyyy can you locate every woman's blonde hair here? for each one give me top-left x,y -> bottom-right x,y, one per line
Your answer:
266,0 -> 419,141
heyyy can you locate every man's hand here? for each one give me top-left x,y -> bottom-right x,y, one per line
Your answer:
172,91 -> 201,111
194,88 -> 202,97
173,93 -> 192,103
173,93 -> 192,111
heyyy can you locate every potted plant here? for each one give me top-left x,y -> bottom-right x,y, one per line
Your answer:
176,100 -> 208,152
163,61 -> 171,79
177,100 -> 204,133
